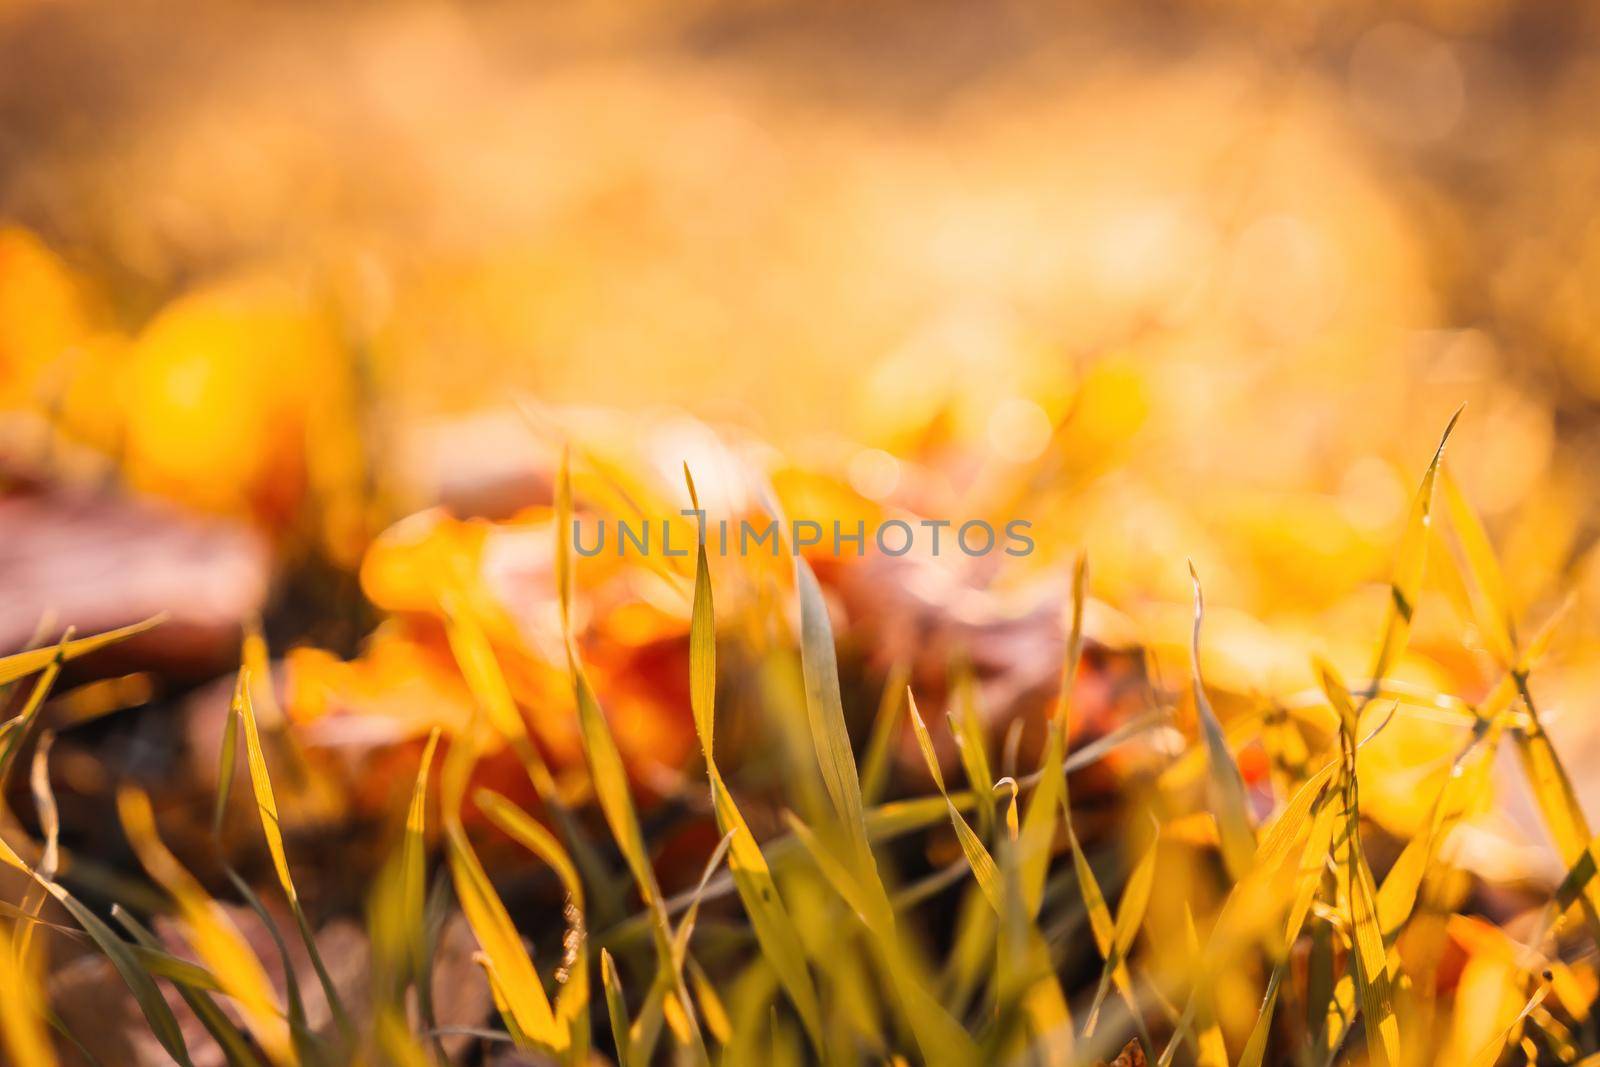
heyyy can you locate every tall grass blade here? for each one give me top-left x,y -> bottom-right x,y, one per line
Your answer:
1370,407 -> 1461,686
474,788 -> 590,1058
118,786 -> 292,1065
1187,563 -> 1256,881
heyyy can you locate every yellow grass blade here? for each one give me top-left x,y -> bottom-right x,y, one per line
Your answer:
0,922 -> 56,1067
688,957 -> 732,1046
0,835 -> 195,1066
1467,983 -> 1548,1067
16,733 -> 60,962
600,949 -> 633,1067
1440,467 -> 1516,666
0,635 -> 67,791
677,474 -> 826,1051
1017,558 -> 1087,916
794,555 -> 872,868
1084,827 -> 1158,1033
474,789 -> 589,1051
0,616 -> 163,689
907,689 -> 1002,912
445,820 -> 562,1049
559,451 -> 705,1063
235,671 -> 297,907
783,812 -> 980,1067
685,466 -> 717,757
117,786 -> 293,1066
950,666 -> 995,831
1254,758 -> 1337,873
1187,563 -> 1256,881
708,769 -> 825,1049
113,905 -> 267,1067
1331,723 -> 1401,1067
1370,407 -> 1461,686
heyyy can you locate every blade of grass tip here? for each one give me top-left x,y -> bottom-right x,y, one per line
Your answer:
234,667 -> 352,1039
1370,406 -> 1461,689
600,949 -> 633,1067
0,921 -> 56,1067
401,729 -> 441,978
685,465 -> 716,756
1187,563 -> 1257,882
0,615 -> 164,689
950,664 -> 996,833
860,659 -> 910,806
118,786 -> 295,1065
0,834 -> 195,1066
113,906 -> 267,1067
1254,757 -> 1337,873
794,555 -> 872,868
907,689 -> 1002,912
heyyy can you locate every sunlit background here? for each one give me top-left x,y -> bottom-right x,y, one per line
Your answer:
6,2 -> 1600,1060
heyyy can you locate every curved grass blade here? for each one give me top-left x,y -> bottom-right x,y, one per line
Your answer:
1084,827 -> 1158,1034
1332,724 -> 1400,1067
1370,407 -> 1461,687
118,786 -> 293,1065
907,689 -> 1002,911
950,665 -> 995,833
113,906 -> 267,1067
683,464 -> 826,1053
559,451 -> 705,1063
445,819 -> 562,1050
1187,563 -> 1256,881
783,812 -> 980,1067
232,669 -> 351,1038
474,789 -> 589,1059
794,556 -> 872,869
0,829 -> 194,1067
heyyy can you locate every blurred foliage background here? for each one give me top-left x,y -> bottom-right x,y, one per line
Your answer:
6,1 -> 1600,1062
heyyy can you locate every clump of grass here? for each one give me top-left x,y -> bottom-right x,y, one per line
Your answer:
3,409 -> 1599,1066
